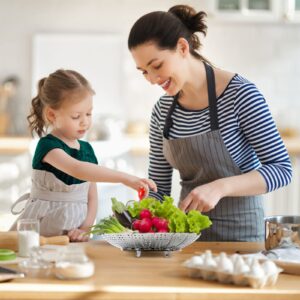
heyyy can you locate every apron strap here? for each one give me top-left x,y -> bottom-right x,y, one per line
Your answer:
163,62 -> 219,138
163,92 -> 179,139
204,63 -> 219,130
11,193 -> 30,215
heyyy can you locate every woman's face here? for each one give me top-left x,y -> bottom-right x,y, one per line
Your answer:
131,41 -> 187,96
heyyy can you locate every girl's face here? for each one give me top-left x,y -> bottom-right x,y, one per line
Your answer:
131,40 -> 188,96
47,90 -> 93,141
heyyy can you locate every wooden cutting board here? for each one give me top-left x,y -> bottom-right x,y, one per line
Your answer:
0,231 -> 69,251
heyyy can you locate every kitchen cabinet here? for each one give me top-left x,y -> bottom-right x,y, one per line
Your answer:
283,0 -> 300,21
209,0 -> 281,22
1,241 -> 300,300
208,0 -> 300,22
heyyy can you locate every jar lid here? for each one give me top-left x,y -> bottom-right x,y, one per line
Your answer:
0,249 -> 17,261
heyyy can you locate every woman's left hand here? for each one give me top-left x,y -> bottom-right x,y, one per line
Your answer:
179,180 -> 223,213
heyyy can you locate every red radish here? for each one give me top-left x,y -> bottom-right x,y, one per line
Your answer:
158,228 -> 168,233
139,209 -> 152,219
139,218 -> 152,233
151,217 -> 160,228
132,220 -> 141,230
157,218 -> 168,230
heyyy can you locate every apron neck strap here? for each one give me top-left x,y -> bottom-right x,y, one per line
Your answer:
163,92 -> 179,139
163,62 -> 219,138
204,63 -> 219,130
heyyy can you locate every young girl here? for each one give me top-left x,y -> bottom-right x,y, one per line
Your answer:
10,69 -> 156,241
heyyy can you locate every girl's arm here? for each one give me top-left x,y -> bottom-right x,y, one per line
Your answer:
43,149 -> 157,194
80,182 -> 98,230
68,182 -> 98,242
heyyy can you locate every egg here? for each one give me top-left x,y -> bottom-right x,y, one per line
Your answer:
217,252 -> 234,273
203,250 -> 217,268
262,260 -> 278,275
190,255 -> 204,267
249,259 -> 265,278
234,256 -> 250,274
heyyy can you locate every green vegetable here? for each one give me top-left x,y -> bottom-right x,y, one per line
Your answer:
186,210 -> 212,234
127,196 -> 212,234
88,216 -> 130,234
111,197 -> 126,214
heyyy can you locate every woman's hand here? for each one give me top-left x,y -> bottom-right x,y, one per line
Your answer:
179,180 -> 224,213
68,228 -> 90,242
125,176 -> 157,198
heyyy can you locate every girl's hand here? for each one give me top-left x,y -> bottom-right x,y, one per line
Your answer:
125,176 -> 157,199
179,180 -> 224,213
67,228 -> 90,242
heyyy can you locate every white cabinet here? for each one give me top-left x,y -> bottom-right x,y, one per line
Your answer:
208,0 -> 300,22
282,0 -> 300,21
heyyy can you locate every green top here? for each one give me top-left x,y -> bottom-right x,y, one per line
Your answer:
32,134 -> 98,185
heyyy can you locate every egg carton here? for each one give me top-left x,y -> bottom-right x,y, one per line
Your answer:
183,250 -> 283,288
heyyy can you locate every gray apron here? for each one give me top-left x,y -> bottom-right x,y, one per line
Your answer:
162,63 -> 264,241
10,169 -> 89,237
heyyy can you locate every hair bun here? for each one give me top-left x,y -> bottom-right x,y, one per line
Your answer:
168,5 -> 207,36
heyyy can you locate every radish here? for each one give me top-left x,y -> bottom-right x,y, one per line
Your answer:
151,216 -> 160,228
132,220 -> 141,230
157,218 -> 168,230
158,228 -> 168,233
139,218 -> 152,233
139,209 -> 152,219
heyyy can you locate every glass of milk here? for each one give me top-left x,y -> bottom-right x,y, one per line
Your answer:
17,219 -> 40,257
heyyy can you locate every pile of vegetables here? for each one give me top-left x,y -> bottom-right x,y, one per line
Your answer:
90,196 -> 212,235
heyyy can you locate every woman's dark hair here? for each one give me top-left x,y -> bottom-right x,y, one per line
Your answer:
128,4 -> 208,61
27,69 -> 94,137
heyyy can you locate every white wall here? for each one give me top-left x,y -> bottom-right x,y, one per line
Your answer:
1,0 -> 300,135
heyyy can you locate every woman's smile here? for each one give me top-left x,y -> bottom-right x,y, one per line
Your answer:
159,78 -> 171,91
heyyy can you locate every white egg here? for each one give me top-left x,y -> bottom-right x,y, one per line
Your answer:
262,260 -> 278,275
203,250 -> 217,269
217,252 -> 234,273
234,256 -> 250,274
190,255 -> 204,266
249,259 -> 265,278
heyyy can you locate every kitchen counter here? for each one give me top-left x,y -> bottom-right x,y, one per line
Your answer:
1,241 -> 300,300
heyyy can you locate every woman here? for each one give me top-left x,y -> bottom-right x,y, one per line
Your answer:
127,5 -> 292,241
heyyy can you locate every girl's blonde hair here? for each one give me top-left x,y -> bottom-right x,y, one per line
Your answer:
27,69 -> 94,137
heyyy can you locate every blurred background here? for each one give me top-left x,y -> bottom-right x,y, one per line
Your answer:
1,0 -> 300,230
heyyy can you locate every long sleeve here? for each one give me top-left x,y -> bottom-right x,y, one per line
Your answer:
148,103 -> 173,200
234,82 -> 293,192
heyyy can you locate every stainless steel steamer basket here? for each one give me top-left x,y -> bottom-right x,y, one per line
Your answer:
265,215 -> 300,250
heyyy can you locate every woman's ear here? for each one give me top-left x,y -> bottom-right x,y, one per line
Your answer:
176,38 -> 190,57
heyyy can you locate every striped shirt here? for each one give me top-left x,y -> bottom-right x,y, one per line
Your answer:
149,74 -> 292,199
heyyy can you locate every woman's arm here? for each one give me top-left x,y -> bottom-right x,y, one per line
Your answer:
68,182 -> 98,242
148,99 -> 174,200
43,150 -> 156,194
179,170 -> 266,212
180,82 -> 292,212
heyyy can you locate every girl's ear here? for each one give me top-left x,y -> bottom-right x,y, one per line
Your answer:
44,107 -> 56,124
176,37 -> 190,57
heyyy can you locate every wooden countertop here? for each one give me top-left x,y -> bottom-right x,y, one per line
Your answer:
1,241 -> 300,300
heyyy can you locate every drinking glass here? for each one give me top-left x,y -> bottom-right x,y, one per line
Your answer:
17,219 -> 40,257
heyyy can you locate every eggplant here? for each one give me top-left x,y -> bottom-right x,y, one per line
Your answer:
113,210 -> 133,229
111,197 -> 133,229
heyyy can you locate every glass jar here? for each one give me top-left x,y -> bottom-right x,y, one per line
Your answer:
54,245 -> 94,280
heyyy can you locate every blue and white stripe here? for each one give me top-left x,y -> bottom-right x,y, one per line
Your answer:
149,74 -> 292,199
